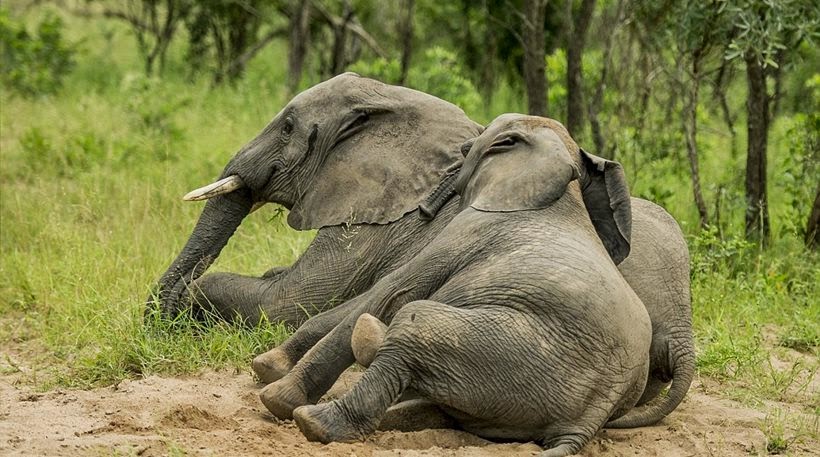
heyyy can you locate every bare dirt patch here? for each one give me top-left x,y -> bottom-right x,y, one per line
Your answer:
2,367 -> 817,457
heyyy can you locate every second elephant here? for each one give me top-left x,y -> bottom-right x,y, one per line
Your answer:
266,115 -> 652,456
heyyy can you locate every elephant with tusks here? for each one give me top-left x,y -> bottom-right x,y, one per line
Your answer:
148,75 -> 692,429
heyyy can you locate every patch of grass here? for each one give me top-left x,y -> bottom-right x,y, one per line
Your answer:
691,230 -> 819,407
760,409 -> 819,456
778,321 -> 820,353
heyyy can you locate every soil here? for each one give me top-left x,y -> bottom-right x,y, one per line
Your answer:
1,364 -> 817,457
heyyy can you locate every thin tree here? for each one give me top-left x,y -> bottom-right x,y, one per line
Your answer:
806,185 -> 820,250
723,0 -> 818,242
743,52 -> 770,240
287,0 -> 311,95
397,0 -> 415,85
94,0 -> 190,76
565,0 -> 596,138
521,0 -> 549,116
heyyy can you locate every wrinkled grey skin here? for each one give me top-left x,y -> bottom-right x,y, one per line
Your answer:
263,115 -> 652,456
252,121 -> 693,428
149,73 -> 482,325
148,72 -> 691,424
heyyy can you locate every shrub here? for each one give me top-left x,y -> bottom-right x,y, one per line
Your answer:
349,47 -> 482,116
0,8 -> 75,96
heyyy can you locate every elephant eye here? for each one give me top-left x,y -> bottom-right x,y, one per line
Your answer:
488,135 -> 520,152
282,118 -> 294,136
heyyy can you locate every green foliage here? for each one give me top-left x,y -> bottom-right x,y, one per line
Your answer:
0,8 -> 75,96
121,73 -> 190,148
347,57 -> 401,83
17,127 -> 107,177
408,47 -> 482,115
722,0 -> 820,67
545,48 -> 567,115
777,75 -> 819,239
690,227 -> 756,277
350,47 -> 482,116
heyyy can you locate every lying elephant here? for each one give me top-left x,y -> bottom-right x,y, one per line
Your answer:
149,74 -> 691,425
264,115 -> 652,456
149,72 -> 482,323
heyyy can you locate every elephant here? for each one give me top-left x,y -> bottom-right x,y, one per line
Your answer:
262,115 -> 652,456
148,74 -> 691,424
148,72 -> 483,325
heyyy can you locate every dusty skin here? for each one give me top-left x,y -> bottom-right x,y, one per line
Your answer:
1,362 -> 817,457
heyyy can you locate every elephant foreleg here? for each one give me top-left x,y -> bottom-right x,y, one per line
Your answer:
252,298 -> 366,383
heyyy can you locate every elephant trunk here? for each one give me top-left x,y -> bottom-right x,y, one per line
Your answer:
149,188 -> 254,316
605,335 -> 695,428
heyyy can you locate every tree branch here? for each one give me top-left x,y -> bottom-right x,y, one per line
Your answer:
310,0 -> 386,58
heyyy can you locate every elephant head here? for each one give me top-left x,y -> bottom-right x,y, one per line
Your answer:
151,73 -> 481,313
455,114 -> 632,263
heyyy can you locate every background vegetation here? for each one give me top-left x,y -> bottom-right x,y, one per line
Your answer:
0,0 -> 817,451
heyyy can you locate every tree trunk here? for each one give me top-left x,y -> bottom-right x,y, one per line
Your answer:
566,0 -> 596,138
287,0 -> 311,95
398,0 -> 415,85
330,2 -> 354,76
806,184 -> 820,250
714,58 -> 738,158
588,0 -> 623,158
479,1 -> 499,105
522,0 -> 549,116
682,55 -> 709,229
744,55 -> 770,242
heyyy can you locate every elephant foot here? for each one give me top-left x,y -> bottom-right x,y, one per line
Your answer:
260,378 -> 309,420
351,313 -> 387,368
252,348 -> 294,384
293,402 -> 364,444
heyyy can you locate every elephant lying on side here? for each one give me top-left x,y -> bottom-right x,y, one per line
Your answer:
149,74 -> 691,424
149,72 -> 482,324
263,115 -> 652,457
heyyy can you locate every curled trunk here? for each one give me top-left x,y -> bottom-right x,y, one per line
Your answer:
149,189 -> 253,316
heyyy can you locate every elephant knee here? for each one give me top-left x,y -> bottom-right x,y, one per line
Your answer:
351,313 -> 387,368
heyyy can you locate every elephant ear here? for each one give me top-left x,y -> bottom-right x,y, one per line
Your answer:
456,129 -> 579,212
287,82 -> 483,230
579,148 -> 632,264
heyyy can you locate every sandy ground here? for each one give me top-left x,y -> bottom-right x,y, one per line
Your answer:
1,363 -> 817,457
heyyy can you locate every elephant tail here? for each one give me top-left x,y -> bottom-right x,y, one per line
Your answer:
605,341 -> 695,429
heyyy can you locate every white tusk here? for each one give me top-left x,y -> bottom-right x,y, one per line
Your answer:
183,175 -> 245,201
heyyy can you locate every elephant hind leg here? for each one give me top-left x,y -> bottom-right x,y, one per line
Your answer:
294,301 -> 457,443
293,345 -> 414,443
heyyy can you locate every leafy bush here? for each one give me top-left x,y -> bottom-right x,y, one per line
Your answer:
347,57 -> 401,84
19,127 -> 108,176
121,73 -> 189,152
0,9 -> 75,96
349,47 -> 482,116
778,74 -> 819,239
690,226 -> 756,278
409,47 -> 482,116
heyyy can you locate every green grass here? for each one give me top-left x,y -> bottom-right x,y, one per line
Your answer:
0,4 -> 817,432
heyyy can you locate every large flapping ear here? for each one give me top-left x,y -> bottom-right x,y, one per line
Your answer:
457,129 -> 579,212
579,149 -> 632,264
287,78 -> 483,229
